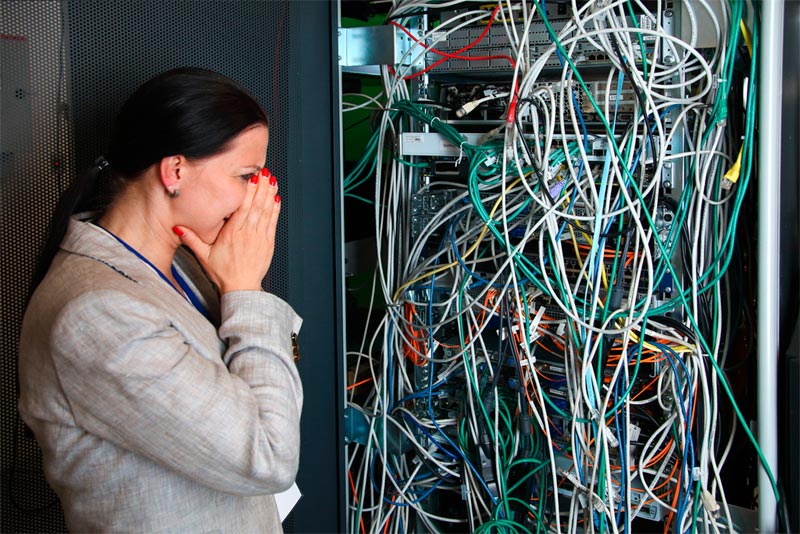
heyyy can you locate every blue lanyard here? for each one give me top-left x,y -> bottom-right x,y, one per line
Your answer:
98,225 -> 210,320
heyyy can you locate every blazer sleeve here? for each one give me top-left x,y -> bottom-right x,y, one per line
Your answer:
50,288 -> 303,496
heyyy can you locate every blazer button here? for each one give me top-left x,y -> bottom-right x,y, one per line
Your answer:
291,332 -> 300,363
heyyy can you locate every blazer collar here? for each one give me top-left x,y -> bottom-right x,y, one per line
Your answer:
61,216 -> 152,283
60,216 -> 221,326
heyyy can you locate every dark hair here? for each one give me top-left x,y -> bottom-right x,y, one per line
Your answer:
30,67 -> 268,295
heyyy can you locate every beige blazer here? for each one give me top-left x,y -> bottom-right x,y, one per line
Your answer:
18,217 -> 303,533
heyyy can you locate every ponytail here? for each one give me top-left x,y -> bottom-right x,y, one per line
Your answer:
29,158 -> 114,297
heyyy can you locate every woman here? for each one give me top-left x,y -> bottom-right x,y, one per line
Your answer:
18,68 -> 302,532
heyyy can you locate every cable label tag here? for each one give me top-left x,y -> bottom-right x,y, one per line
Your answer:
528,306 -> 546,343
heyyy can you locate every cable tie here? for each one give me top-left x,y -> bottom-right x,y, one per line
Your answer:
692,466 -> 702,481
455,141 -> 466,167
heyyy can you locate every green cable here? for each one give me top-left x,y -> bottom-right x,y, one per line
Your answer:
625,0 -> 649,81
343,193 -> 374,205
531,0 -> 786,515
394,157 -> 429,168
691,479 -> 702,532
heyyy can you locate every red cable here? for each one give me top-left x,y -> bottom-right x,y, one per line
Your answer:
389,4 -> 515,80
348,469 -> 366,534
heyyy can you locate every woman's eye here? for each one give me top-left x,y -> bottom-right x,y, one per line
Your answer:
241,173 -> 255,181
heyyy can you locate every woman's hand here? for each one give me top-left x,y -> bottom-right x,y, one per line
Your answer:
174,168 -> 281,294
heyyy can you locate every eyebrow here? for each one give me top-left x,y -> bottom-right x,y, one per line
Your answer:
238,165 -> 262,174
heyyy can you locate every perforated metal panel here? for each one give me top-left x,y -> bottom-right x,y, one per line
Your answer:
1,1 -> 310,531
65,0 -> 292,300
1,2 -> 71,531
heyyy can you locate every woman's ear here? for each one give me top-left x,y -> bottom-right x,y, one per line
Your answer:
159,155 -> 185,197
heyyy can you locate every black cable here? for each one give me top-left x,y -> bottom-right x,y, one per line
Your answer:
610,39 -> 660,173
344,113 -> 372,132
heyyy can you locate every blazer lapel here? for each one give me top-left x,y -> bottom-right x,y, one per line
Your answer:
61,218 -> 226,362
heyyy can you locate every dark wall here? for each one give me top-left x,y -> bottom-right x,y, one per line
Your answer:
1,1 -> 342,532
780,1 -> 800,531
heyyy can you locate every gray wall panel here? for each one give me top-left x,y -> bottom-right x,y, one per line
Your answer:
1,1 -> 342,531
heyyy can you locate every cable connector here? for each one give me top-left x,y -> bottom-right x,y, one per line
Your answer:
455,91 -> 510,118
700,489 -> 720,516
528,307 -> 546,343
478,125 -> 504,145
560,468 -> 607,513
456,100 -> 482,118
722,145 -> 743,190
603,426 -> 619,448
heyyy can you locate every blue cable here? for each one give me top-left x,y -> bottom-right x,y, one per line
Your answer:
412,227 -> 500,507
614,376 -> 629,531
655,342 -> 696,528
401,412 -> 458,460
387,322 -> 394,409
369,449 -> 445,507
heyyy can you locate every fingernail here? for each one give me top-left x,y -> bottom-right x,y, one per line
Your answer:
274,194 -> 281,203
261,167 -> 270,177
172,226 -> 184,237
250,174 -> 259,184
269,175 -> 277,187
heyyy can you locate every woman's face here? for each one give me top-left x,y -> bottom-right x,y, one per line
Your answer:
176,124 -> 269,243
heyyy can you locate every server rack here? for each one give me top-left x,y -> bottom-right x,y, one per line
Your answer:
336,1 -> 797,532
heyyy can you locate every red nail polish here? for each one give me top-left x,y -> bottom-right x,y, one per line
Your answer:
250,174 -> 259,184
269,175 -> 277,187
172,226 -> 184,237
261,167 -> 269,177
274,194 -> 281,203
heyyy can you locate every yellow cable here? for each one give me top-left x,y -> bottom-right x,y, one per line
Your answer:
722,145 -> 743,189
627,330 -> 695,355
569,217 -> 609,291
721,21 -> 751,191
740,19 -> 753,57
392,177 -> 522,302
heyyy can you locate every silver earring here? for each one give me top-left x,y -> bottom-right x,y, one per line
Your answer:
168,187 -> 180,198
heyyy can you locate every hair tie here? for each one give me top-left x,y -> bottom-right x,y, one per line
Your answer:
94,156 -> 110,172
